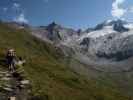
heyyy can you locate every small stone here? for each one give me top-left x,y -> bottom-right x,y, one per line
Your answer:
0,74 -> 4,77
0,71 -> 8,74
5,73 -> 11,77
3,87 -> 13,92
1,77 -> 11,81
20,80 -> 30,85
4,84 -> 12,88
9,97 -> 16,100
20,84 -> 25,88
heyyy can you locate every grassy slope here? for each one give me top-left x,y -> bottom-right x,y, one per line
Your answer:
0,22 -> 130,100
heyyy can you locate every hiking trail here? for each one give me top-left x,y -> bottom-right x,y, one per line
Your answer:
0,65 -> 31,100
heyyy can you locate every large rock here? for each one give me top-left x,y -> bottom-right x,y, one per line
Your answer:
31,22 -> 78,44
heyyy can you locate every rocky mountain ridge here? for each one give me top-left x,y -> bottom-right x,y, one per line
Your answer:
7,19 -> 133,62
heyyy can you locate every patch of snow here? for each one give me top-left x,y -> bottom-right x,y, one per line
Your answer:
1,77 -> 11,81
124,24 -> 133,29
3,87 -> 13,91
79,25 -> 115,40
21,80 -> 30,85
105,19 -> 113,24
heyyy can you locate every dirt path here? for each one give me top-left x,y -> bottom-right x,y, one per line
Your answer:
0,67 -> 30,100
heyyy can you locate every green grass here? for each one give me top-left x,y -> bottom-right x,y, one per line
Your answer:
0,22 -> 131,100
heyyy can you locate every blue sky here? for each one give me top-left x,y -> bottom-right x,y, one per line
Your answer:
0,0 -> 133,29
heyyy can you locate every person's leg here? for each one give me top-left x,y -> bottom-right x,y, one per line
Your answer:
10,64 -> 13,72
9,62 -> 14,72
9,64 -> 11,71
7,60 -> 12,71
11,64 -> 15,72
12,61 -> 16,72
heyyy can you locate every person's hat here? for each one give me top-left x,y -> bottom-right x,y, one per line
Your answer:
8,49 -> 15,52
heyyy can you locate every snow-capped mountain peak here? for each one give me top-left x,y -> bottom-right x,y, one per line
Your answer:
78,19 -> 133,61
94,19 -> 129,32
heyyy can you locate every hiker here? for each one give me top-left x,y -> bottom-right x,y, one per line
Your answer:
6,49 -> 16,72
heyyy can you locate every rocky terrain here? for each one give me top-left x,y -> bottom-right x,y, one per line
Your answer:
0,64 -> 30,100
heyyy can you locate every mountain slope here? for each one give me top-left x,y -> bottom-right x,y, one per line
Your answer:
0,21 -> 131,100
78,20 -> 133,61
31,22 -> 79,44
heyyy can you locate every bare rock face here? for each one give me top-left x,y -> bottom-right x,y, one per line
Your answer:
31,22 -> 78,44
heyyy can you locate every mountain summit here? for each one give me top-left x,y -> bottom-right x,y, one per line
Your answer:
95,19 -> 129,32
78,19 -> 133,61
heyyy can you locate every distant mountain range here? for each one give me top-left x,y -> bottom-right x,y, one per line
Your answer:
6,19 -> 133,68
79,19 -> 133,61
